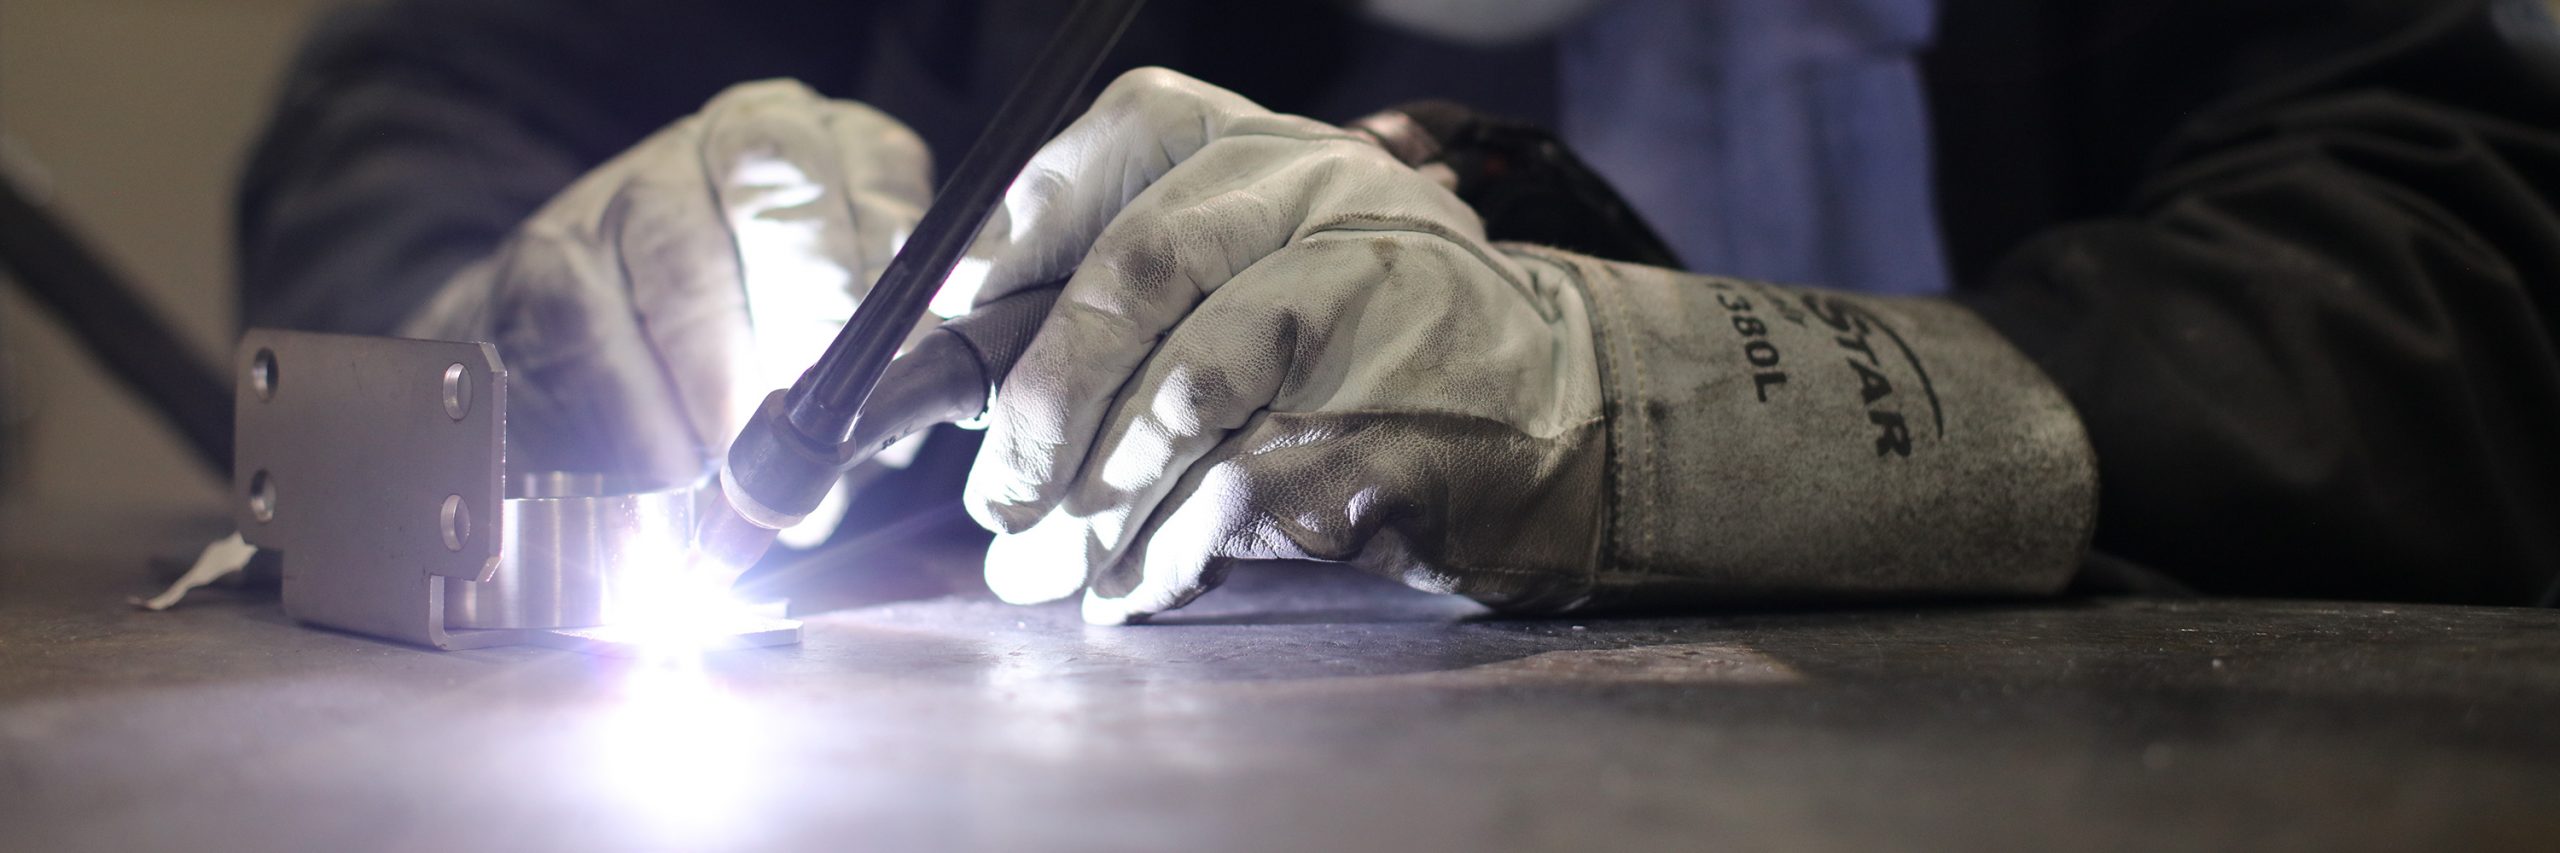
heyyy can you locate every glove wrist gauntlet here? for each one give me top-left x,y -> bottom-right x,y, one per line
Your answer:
1513,247 -> 2098,609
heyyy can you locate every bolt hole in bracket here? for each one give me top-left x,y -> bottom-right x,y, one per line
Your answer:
232,330 -> 799,653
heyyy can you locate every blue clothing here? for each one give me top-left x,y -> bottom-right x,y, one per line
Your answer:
1561,0 -> 1948,294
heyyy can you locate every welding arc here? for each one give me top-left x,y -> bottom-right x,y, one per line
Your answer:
779,0 -> 1148,448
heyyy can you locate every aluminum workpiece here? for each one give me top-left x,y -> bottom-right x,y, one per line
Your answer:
232,329 -> 794,650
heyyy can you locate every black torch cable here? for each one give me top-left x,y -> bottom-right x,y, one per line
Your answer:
0,166 -> 233,478
781,0 -> 1146,447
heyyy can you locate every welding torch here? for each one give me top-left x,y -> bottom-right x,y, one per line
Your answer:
689,0 -> 1144,581
693,7 -> 1677,584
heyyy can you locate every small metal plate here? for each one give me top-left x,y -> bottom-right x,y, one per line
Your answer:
531,616 -> 805,656
235,330 -> 506,650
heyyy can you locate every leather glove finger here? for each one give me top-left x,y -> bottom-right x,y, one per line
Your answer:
1075,404 -> 1585,625
964,131 -> 1486,540
996,236 -> 1601,622
932,67 -> 1347,318
637,79 -> 932,453
977,223 -> 1498,604
976,241 -> 1314,605
440,233 -> 706,482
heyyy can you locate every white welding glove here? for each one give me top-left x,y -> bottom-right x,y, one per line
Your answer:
957,68 -> 2097,624
403,80 -> 932,509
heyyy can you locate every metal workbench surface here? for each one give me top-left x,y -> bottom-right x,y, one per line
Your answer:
4,506 -> 2556,852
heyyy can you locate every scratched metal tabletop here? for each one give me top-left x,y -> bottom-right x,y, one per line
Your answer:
4,505 -> 2556,852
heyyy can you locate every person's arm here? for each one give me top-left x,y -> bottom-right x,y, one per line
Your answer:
946,68 -> 2096,623
235,0 -> 936,512
234,0 -> 880,335
1960,0 -> 2560,604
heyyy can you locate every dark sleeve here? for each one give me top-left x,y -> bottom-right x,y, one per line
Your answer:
1960,1 -> 2560,604
234,0 -> 877,335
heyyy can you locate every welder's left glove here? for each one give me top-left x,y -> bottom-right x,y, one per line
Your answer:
401,80 -> 931,499
956,68 -> 2094,624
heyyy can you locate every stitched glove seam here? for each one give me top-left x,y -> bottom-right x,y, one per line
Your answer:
1502,246 -> 1624,606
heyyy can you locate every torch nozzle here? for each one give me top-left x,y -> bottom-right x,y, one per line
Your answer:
690,476 -> 785,587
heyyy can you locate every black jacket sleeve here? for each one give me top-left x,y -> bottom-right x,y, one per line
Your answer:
1959,0 -> 2560,604
233,0 -> 879,336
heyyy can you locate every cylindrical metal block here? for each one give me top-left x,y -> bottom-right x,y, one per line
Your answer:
443,473 -> 694,630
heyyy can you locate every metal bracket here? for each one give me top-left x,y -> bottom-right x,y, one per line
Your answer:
233,330 -> 798,652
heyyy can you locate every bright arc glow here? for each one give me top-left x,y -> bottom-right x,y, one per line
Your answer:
573,544 -> 778,840
586,655 -> 762,841
603,549 -> 764,659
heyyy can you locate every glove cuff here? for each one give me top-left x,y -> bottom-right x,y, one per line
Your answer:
1514,246 -> 2098,608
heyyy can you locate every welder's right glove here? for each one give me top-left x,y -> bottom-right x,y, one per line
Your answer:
952,68 -> 2096,623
